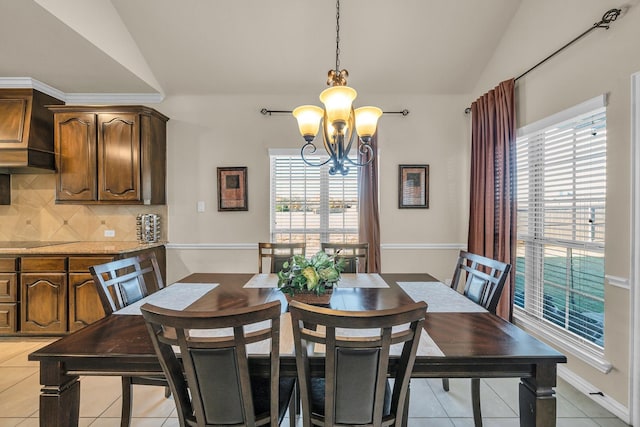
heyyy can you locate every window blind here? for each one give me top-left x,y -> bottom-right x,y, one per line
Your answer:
270,152 -> 359,255
515,105 -> 606,348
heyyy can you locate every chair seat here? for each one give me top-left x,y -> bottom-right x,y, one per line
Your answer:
252,377 -> 296,422
309,377 -> 391,420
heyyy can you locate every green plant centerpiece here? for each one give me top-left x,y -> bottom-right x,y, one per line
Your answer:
277,251 -> 346,297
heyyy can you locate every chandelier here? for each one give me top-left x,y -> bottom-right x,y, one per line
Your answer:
292,0 -> 382,176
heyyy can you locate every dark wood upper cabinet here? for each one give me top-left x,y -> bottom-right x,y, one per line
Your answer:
50,105 -> 168,205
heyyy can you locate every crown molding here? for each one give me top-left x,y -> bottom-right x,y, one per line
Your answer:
0,77 -> 164,104
0,77 -> 67,101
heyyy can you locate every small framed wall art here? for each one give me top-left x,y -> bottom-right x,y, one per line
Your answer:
217,166 -> 248,211
398,164 -> 429,209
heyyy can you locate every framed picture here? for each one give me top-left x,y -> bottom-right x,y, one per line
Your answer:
399,164 -> 429,208
217,166 -> 248,211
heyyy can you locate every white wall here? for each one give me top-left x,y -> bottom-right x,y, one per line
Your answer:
470,0 -> 640,412
160,93 -> 470,283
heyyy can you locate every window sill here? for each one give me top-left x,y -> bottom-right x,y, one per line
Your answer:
514,308 -> 613,374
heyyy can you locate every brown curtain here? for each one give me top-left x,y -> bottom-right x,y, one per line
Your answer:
359,134 -> 381,273
468,79 -> 516,321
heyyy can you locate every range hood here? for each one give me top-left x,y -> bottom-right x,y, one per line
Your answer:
0,88 -> 64,174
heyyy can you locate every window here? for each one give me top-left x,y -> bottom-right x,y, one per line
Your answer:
515,96 -> 606,349
270,150 -> 359,255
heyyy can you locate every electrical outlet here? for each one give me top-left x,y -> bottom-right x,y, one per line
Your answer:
197,201 -> 205,212
104,229 -> 115,237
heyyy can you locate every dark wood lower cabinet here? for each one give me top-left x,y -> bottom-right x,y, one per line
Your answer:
0,258 -> 18,333
0,303 -> 16,333
68,272 -> 106,332
0,245 -> 165,336
21,272 -> 67,334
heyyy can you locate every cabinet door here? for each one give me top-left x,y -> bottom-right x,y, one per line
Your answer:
97,113 -> 141,201
0,273 -> 17,302
0,303 -> 17,333
20,273 -> 67,334
68,273 -> 106,332
55,112 -> 97,201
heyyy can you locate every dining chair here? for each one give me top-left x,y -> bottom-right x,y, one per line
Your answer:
320,242 -> 369,273
289,299 -> 427,427
443,250 -> 512,427
258,242 -> 306,273
141,300 -> 296,427
89,252 -> 169,427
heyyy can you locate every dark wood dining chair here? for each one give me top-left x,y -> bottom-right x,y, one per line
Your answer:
320,242 -> 369,273
141,300 -> 296,427
89,252 -> 168,427
443,250 -> 512,427
289,299 -> 427,427
258,242 -> 305,273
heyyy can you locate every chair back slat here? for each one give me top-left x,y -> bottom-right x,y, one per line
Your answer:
450,250 -> 511,314
290,300 -> 427,427
141,300 -> 283,427
321,242 -> 369,273
258,242 -> 306,273
89,252 -> 164,314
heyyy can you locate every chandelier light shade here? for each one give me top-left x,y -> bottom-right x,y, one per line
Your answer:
292,105 -> 323,142
354,106 -> 383,143
293,0 -> 381,176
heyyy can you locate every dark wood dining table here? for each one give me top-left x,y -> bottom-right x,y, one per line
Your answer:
29,272 -> 566,427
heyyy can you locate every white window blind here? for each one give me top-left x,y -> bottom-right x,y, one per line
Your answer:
270,152 -> 359,255
515,101 -> 606,348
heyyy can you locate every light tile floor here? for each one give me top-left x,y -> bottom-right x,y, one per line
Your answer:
0,338 -> 630,427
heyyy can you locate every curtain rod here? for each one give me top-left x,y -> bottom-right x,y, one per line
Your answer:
260,108 -> 409,116
464,7 -> 622,115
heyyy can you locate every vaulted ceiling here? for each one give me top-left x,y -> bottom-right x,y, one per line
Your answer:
0,0 -> 521,97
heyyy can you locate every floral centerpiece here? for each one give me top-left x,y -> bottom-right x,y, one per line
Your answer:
277,251 -> 346,300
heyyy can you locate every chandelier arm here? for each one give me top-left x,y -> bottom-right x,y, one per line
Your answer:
344,143 -> 374,167
301,142 -> 332,167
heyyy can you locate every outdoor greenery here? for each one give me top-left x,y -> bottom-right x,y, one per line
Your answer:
515,255 -> 605,346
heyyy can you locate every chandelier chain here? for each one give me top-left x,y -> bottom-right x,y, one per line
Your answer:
335,0 -> 340,73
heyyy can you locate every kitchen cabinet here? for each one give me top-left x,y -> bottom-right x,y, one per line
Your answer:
68,257 -> 111,332
50,105 -> 168,204
0,257 -> 18,333
0,243 -> 165,336
20,257 -> 67,334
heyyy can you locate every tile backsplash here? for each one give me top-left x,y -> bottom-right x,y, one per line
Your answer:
0,174 -> 167,241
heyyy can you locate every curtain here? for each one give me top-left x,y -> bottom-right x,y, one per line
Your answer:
468,79 -> 516,321
358,134 -> 381,273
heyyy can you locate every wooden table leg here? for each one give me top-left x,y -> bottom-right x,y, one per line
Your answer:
519,363 -> 557,427
39,360 -> 80,427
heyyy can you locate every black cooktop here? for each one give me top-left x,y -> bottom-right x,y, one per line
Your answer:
0,241 -> 71,249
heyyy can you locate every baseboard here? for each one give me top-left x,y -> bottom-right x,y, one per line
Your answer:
557,365 -> 630,424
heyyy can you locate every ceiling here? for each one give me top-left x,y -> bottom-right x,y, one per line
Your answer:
0,0 -> 522,97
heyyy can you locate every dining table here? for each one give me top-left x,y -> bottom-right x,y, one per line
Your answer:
29,272 -> 566,427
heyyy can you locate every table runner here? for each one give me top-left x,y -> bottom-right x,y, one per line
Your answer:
114,283 -> 219,315
313,325 -> 444,357
398,282 -> 487,313
243,273 -> 389,289
114,280 -> 445,357
338,273 -> 389,288
243,273 -> 278,288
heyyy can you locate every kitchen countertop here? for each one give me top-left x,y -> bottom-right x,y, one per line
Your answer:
0,241 -> 165,255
